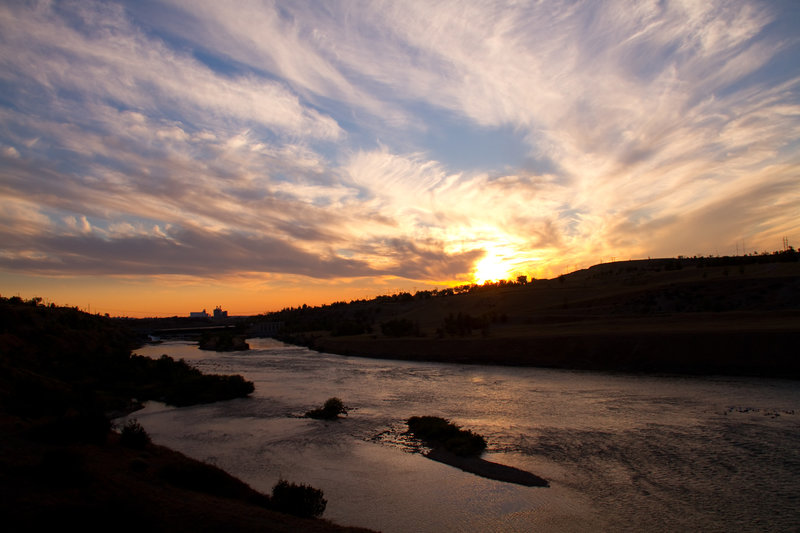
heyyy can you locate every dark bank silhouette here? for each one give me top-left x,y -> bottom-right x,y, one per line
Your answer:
264,250 -> 800,378
0,297 -> 372,532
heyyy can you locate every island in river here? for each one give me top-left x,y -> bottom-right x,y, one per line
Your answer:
198,330 -> 250,351
264,251 -> 800,379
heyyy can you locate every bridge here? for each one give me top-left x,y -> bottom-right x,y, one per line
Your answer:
246,321 -> 284,337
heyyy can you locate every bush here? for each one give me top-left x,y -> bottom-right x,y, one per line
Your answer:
271,479 -> 327,518
407,415 -> 487,457
120,419 -> 150,449
305,397 -> 348,420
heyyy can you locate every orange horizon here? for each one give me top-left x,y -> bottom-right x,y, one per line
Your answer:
8,248 -> 793,318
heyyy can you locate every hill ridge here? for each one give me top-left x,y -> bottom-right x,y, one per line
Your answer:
262,251 -> 800,378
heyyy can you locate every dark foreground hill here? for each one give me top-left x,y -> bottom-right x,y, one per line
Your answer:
267,252 -> 800,378
0,415 -> 370,533
0,297 -> 372,533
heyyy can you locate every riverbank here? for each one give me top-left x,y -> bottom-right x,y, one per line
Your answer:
0,414 -> 371,532
298,311 -> 800,378
129,336 -> 800,532
269,258 -> 800,378
0,297 -> 374,532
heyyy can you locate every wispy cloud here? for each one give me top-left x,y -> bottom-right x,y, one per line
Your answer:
1,0 -> 798,312
0,2 -> 342,139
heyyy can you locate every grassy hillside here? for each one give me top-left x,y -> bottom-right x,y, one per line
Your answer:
264,252 -> 800,377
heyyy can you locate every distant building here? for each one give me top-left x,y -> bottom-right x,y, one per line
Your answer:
213,306 -> 228,319
189,309 -> 209,318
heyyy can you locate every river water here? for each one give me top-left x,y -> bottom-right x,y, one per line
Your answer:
126,339 -> 800,532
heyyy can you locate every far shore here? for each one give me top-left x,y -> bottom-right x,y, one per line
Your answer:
281,311 -> 800,379
261,257 -> 800,380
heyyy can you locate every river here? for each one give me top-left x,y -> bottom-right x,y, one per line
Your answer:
125,338 -> 800,532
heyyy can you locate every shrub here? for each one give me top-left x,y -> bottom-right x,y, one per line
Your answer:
271,479 -> 327,518
120,419 -> 151,449
305,397 -> 348,420
407,415 -> 487,457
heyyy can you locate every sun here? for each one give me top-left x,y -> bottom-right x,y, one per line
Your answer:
473,252 -> 511,285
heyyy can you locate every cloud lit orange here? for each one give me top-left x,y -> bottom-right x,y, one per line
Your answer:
0,1 -> 798,316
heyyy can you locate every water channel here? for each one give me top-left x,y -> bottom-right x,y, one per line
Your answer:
124,339 -> 800,532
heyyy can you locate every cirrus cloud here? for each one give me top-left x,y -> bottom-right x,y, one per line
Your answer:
0,0 -> 798,314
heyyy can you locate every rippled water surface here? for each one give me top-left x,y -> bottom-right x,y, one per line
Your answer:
126,339 -> 800,532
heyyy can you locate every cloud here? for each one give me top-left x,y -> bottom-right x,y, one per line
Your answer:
0,213 -> 482,281
618,164 -> 800,256
0,1 -> 342,140
0,221 -> 358,277
137,0 -> 412,129
0,198 -> 52,237
0,0 -> 798,294
2,146 -> 20,159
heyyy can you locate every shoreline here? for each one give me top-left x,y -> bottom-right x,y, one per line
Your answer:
0,414 -> 373,532
0,297 -> 373,532
282,316 -> 800,379
263,259 -> 800,380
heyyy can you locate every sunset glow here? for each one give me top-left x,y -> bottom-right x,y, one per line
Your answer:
0,1 -> 798,316
473,251 -> 513,285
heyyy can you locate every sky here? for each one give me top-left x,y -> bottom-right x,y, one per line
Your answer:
1,0 -> 799,317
